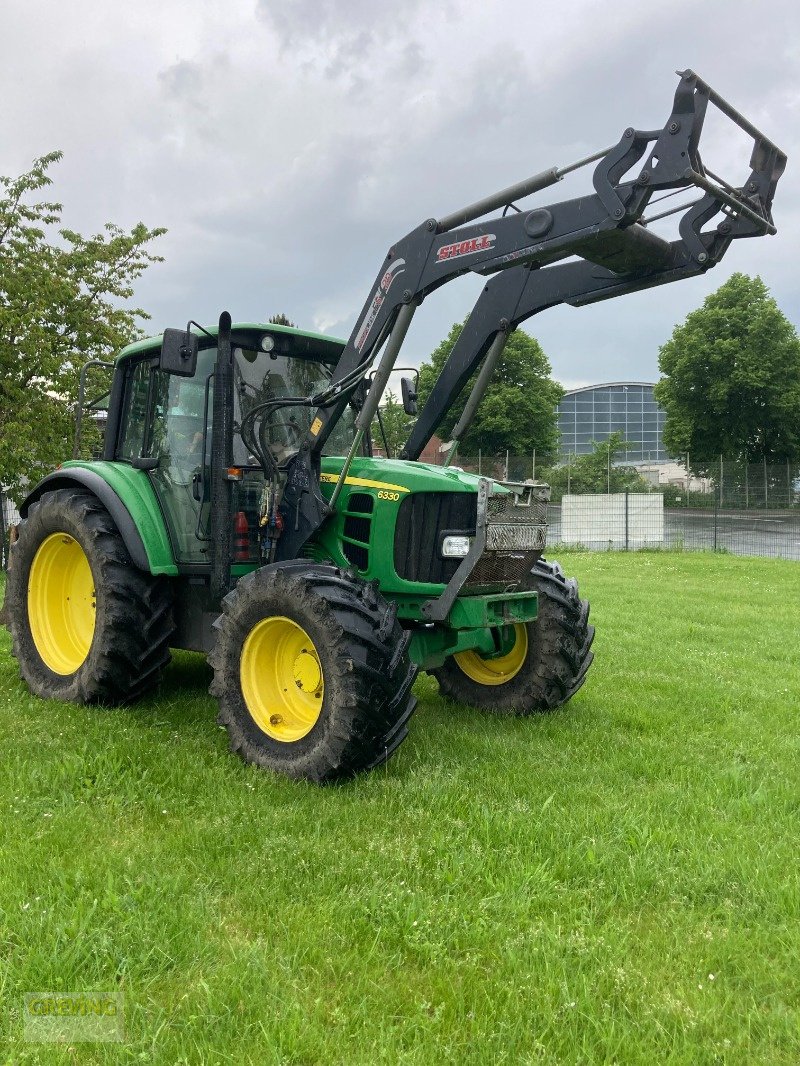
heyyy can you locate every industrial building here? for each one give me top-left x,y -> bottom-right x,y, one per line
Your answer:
556,382 -> 668,463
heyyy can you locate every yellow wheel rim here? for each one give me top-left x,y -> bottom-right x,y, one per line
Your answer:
454,623 -> 529,687
28,532 -> 96,675
240,616 -> 325,742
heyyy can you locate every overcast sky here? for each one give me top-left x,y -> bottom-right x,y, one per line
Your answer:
3,0 -> 798,389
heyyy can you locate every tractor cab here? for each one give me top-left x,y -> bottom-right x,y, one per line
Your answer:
104,323 -> 361,566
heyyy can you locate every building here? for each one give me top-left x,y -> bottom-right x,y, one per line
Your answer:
557,382 -> 667,463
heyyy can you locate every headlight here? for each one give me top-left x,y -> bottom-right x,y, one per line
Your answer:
441,535 -> 471,558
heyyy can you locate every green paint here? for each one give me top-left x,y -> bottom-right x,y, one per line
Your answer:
61,461 -> 178,575
447,590 -> 538,630
315,454 -> 487,601
408,624 -> 498,671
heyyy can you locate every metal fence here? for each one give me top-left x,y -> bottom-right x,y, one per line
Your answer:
444,455 -> 800,561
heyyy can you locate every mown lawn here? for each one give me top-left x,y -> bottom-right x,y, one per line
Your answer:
1,552 -> 799,1064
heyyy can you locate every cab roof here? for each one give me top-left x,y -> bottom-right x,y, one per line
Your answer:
116,321 -> 346,365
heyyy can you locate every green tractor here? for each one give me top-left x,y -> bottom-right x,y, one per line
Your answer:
3,71 -> 783,781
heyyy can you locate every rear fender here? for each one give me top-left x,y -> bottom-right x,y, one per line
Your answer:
19,465 -> 178,575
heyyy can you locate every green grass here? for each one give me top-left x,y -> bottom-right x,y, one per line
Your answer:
1,553 -> 799,1064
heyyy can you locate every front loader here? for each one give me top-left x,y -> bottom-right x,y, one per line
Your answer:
3,71 -> 785,781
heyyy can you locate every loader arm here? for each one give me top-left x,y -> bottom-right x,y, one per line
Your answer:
400,195 -> 739,460
275,69 -> 784,560
308,69 -> 783,452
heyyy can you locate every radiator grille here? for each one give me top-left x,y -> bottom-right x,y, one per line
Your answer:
393,492 -> 477,584
393,487 -> 548,589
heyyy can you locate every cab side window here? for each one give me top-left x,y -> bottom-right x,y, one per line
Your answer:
118,359 -> 151,460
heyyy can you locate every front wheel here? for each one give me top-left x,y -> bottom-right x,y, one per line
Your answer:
431,559 -> 594,715
209,563 -> 418,782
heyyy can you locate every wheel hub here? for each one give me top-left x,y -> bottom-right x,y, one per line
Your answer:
293,649 -> 322,693
240,616 -> 325,742
28,532 -> 96,675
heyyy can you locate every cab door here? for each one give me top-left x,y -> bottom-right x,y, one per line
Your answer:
117,348 -> 216,565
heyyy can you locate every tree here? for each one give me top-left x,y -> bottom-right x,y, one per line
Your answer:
544,432 -> 651,500
371,390 -> 414,457
268,312 -> 297,327
655,273 -> 800,466
0,152 -> 165,502
416,323 -> 564,460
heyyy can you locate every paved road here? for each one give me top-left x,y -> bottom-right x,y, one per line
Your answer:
547,506 -> 800,560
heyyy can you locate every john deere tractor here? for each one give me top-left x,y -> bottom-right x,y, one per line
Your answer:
3,71 -> 784,781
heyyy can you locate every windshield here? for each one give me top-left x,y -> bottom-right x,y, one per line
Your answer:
232,346 -> 356,466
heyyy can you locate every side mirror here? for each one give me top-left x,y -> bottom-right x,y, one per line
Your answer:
401,375 -> 418,416
160,328 -> 199,377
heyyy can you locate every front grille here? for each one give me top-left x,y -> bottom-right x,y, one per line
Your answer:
394,492 -> 477,584
394,485 -> 549,591
341,492 -> 374,573
343,515 -> 371,542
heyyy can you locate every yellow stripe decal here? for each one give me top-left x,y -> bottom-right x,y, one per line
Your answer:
319,473 -> 410,494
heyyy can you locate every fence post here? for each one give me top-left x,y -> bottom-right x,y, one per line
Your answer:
478,449 -> 482,475
713,477 -> 719,551
567,453 -> 572,496
624,490 -> 629,551
764,456 -> 768,508
504,450 -> 509,481
532,449 -> 536,482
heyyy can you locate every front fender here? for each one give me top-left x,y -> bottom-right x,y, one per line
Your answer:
19,462 -> 178,576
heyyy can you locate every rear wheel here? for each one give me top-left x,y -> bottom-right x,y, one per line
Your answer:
4,488 -> 174,704
431,559 -> 594,715
209,563 -> 418,782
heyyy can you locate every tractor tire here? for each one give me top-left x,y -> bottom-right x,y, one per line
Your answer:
431,558 -> 594,715
3,488 -> 174,704
209,562 -> 418,783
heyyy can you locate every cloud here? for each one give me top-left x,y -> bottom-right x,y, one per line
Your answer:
2,0 -> 799,391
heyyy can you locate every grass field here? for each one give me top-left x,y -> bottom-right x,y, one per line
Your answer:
1,552 -> 799,1064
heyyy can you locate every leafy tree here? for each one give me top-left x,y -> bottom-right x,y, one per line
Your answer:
417,323 -> 564,460
543,432 -> 651,500
268,312 -> 297,327
655,273 -> 800,467
371,390 -> 414,458
0,152 -> 165,502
